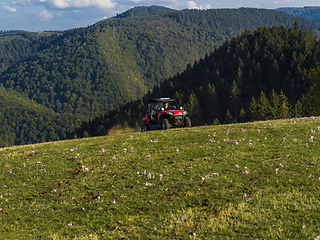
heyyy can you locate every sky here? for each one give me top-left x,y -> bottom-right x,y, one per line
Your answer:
0,0 -> 319,32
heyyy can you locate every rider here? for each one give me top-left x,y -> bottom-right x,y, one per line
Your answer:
163,102 -> 169,110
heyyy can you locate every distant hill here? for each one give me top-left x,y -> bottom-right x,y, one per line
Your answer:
2,6 -> 320,146
109,5 -> 176,19
0,85 -> 78,146
276,6 -> 320,24
0,31 -> 62,74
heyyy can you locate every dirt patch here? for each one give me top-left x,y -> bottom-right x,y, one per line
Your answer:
108,124 -> 139,135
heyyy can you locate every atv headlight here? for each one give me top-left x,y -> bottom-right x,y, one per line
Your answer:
168,111 -> 174,115
183,111 -> 188,115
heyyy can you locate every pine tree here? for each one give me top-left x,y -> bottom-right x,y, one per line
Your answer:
268,59 -> 280,91
249,97 -> 259,121
269,89 -> 281,119
238,107 -> 246,122
224,109 -> 234,124
279,90 -> 292,119
230,80 -> 241,122
213,118 -> 220,125
302,67 -> 320,115
257,91 -> 271,120
204,83 -> 221,124
174,91 -> 183,106
293,100 -> 304,117
185,92 -> 204,126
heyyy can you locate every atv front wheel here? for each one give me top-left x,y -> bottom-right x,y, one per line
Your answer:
184,117 -> 191,128
161,118 -> 170,130
141,123 -> 150,132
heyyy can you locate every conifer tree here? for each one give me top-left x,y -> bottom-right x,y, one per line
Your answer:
185,92 -> 204,126
204,83 -> 221,124
302,67 -> 320,115
279,90 -> 292,119
224,109 -> 234,123
174,91 -> 183,106
269,89 -> 281,119
257,91 -> 272,120
230,80 -> 241,121
249,97 -> 259,121
238,107 -> 246,122
294,100 -> 304,117
213,118 -> 220,125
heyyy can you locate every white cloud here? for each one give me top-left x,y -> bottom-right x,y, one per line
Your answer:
186,1 -> 198,9
129,0 -> 146,3
39,0 -> 116,9
11,0 -> 34,6
3,3 -> 17,12
273,0 -> 291,5
37,9 -> 53,19
185,1 -> 211,9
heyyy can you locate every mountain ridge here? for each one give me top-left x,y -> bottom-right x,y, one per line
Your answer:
276,6 -> 320,23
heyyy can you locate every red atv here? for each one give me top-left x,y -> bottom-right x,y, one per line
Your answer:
141,98 -> 191,132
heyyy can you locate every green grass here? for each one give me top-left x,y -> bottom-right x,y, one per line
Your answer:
1,117 -> 320,239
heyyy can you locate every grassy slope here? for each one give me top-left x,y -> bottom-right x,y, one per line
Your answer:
0,117 -> 320,239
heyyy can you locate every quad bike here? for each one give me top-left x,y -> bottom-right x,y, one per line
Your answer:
141,98 -> 191,132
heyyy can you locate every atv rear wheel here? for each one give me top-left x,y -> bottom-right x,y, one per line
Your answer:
161,118 -> 170,130
141,123 -> 150,132
184,116 -> 191,128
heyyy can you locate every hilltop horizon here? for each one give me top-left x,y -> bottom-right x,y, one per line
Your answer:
1,1 -> 320,32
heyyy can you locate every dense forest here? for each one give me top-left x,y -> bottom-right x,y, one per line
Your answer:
68,24 -> 320,139
0,31 -> 63,74
277,7 -> 320,24
1,6 -> 320,146
0,86 -> 79,146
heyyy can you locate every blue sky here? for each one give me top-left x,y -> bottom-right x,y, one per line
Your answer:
0,0 -> 319,31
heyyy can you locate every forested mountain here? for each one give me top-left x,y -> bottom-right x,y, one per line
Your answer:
0,31 -> 62,74
110,5 -> 176,19
277,7 -> 320,24
69,24 -> 320,139
0,85 -> 79,146
2,6 -> 320,146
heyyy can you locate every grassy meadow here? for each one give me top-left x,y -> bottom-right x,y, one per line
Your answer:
1,117 -> 320,239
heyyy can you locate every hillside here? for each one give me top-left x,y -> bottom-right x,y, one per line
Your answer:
70,24 -> 320,139
0,31 -> 62,74
109,5 -> 176,19
1,118 -> 320,238
2,7 -> 320,146
0,85 -> 79,146
277,6 -> 320,24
